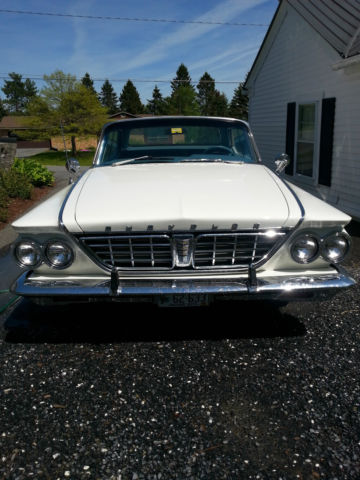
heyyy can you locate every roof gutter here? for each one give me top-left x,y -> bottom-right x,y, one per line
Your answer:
332,53 -> 360,71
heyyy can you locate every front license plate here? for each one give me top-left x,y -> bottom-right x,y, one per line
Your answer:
158,294 -> 209,308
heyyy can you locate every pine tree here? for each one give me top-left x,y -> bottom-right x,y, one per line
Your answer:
168,86 -> 200,116
0,98 -> 6,121
119,80 -> 143,114
228,83 -> 248,120
2,72 -> 38,114
146,85 -> 167,115
208,91 -> 228,117
171,64 -> 194,93
81,72 -> 97,95
100,79 -> 118,114
197,72 -> 216,115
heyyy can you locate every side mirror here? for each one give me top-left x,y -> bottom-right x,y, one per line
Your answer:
66,157 -> 80,174
66,157 -> 80,183
274,153 -> 289,174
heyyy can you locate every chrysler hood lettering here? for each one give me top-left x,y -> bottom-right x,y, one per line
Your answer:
62,163 -> 301,232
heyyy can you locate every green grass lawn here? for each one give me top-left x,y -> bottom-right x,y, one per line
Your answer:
27,150 -> 95,166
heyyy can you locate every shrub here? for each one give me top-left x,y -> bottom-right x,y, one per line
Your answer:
13,158 -> 54,187
0,169 -> 33,199
0,185 -> 9,222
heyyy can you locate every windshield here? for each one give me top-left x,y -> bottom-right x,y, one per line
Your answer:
96,118 -> 258,166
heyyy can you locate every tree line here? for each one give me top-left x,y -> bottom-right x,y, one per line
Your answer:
0,64 -> 248,120
0,64 -> 248,155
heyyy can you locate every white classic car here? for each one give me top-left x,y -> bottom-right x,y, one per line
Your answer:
11,116 -> 355,307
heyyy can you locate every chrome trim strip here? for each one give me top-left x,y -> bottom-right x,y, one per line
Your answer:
58,171 -> 87,232
278,177 -> 306,229
13,269 -> 355,298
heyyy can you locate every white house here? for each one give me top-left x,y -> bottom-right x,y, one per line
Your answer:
244,0 -> 360,220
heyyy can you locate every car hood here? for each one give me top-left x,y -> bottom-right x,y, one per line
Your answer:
62,163 -> 301,232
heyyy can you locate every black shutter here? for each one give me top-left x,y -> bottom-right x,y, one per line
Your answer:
285,102 -> 296,175
318,97 -> 336,186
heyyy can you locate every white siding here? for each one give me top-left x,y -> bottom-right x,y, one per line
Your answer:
248,3 -> 360,220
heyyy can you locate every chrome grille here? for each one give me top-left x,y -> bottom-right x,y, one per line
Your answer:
193,232 -> 283,269
78,230 -> 286,271
80,235 -> 173,270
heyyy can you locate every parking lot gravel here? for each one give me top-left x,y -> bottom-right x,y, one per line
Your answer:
0,228 -> 360,479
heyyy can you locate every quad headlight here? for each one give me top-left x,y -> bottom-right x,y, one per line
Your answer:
15,241 -> 42,268
290,231 -> 351,264
321,232 -> 350,263
14,239 -> 74,269
290,234 -> 319,264
45,241 -> 74,269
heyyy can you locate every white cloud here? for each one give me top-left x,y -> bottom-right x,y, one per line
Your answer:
121,0 -> 268,71
188,44 -> 259,76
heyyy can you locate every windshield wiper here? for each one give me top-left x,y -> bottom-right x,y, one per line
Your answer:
180,158 -> 244,164
111,156 -> 173,166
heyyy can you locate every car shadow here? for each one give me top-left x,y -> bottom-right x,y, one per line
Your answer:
3,298 -> 306,344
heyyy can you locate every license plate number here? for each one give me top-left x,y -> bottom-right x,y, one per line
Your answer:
158,294 -> 209,307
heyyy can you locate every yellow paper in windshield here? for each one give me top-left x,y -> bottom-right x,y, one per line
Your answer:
171,128 -> 183,134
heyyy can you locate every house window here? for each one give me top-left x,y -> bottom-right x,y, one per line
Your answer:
286,98 -> 335,187
296,103 -> 316,178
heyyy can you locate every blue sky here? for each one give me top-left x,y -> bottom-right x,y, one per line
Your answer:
0,0 -> 278,104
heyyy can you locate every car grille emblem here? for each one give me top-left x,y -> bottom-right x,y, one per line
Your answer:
173,235 -> 193,267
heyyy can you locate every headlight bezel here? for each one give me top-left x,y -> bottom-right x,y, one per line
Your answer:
290,229 -> 351,265
44,239 -> 75,269
320,231 -> 351,264
14,240 -> 43,269
290,233 -> 321,264
13,238 -> 75,270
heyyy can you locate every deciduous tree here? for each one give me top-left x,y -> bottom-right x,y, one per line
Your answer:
26,71 -> 107,155
41,70 -> 78,109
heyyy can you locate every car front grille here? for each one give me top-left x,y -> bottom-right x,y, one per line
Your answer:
78,230 -> 287,271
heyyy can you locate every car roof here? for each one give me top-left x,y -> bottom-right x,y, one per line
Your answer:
103,116 -> 250,130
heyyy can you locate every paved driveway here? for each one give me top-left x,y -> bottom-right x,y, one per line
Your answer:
0,262 -> 359,479
16,148 -> 50,157
0,171 -> 359,479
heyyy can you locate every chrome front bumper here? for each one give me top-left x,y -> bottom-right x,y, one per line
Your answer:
12,267 -> 356,303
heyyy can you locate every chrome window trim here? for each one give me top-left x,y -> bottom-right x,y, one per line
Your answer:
94,116 -> 261,167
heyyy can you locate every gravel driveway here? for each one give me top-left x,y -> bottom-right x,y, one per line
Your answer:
0,232 -> 359,479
